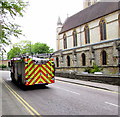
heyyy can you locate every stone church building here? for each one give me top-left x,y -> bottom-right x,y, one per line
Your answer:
53,0 -> 120,74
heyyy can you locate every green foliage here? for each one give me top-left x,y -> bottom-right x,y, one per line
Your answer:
14,40 -> 32,54
32,42 -> 52,54
7,40 -> 54,59
84,63 -> 103,73
84,67 -> 91,73
32,42 -> 53,54
90,63 -> 103,73
0,64 -> 7,68
7,47 -> 21,59
0,0 -> 28,50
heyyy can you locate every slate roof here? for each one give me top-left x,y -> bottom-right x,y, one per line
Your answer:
60,2 -> 120,34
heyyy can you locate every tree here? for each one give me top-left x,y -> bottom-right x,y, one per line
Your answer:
14,40 -> 32,54
7,41 -> 54,59
7,46 -> 21,59
32,42 -> 52,54
0,0 -> 28,49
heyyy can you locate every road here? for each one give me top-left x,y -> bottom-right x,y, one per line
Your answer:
0,71 -> 119,116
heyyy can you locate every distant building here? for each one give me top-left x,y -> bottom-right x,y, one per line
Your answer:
54,1 -> 120,74
0,60 -> 9,67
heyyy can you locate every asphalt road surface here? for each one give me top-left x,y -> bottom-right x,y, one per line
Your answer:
1,71 -> 119,116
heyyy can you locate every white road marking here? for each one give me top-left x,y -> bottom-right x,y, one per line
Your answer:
105,102 -> 120,107
55,86 -> 80,95
56,80 -> 119,94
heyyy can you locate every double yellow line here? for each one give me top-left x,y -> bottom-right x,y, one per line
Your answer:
2,80 -> 42,117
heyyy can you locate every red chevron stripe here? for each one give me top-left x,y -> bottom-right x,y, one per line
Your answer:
47,62 -> 54,72
46,63 -> 51,70
45,64 -> 54,76
32,69 -> 41,85
41,75 -> 49,83
34,69 -> 44,84
29,64 -> 34,72
48,61 -> 51,64
41,65 -> 52,78
50,80 -> 55,83
25,65 -> 34,78
26,66 -> 40,85
25,60 -> 34,77
45,65 -> 53,77
25,65 -> 28,69
27,65 -> 39,79
34,76 -> 41,84
41,70 -> 48,78
28,60 -> 33,66
38,81 -> 43,84
25,71 -> 29,77
25,78 -> 33,85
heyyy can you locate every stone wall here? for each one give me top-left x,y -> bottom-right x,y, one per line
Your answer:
54,39 -> 120,74
55,71 -> 120,86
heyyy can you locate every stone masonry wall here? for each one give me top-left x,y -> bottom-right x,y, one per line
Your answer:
55,71 -> 120,86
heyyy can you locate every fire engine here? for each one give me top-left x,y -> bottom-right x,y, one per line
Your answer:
8,54 -> 55,88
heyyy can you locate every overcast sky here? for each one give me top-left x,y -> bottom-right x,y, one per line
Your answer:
11,0 -> 83,51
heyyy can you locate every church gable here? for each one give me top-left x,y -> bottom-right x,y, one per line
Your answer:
60,2 -> 120,34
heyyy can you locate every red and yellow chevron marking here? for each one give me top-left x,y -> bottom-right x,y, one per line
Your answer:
25,59 -> 55,86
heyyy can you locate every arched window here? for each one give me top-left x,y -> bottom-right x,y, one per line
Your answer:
82,53 -> 86,66
73,30 -> 77,47
67,55 -> 70,67
99,19 -> 107,40
101,50 -> 107,65
56,57 -> 59,67
84,25 -> 90,44
63,34 -> 67,49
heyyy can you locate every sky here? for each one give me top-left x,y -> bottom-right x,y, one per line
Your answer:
11,0 -> 84,51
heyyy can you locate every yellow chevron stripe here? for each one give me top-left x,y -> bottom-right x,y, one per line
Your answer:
29,70 -> 40,85
35,78 -> 41,84
41,74 -> 51,83
27,78 -> 31,82
47,63 -> 54,71
25,65 -> 28,73
29,65 -> 40,85
41,66 -> 52,83
35,66 -> 42,84
25,75 -> 29,78
30,65 -> 39,78
45,64 -> 54,76
49,60 -> 54,65
25,66 -> 34,79
43,65 -> 54,77
43,65 -> 51,73
41,78 -> 46,83
28,59 -> 32,64
28,66 -> 34,76
25,63 -> 34,73
25,59 -> 33,71
41,67 -> 46,74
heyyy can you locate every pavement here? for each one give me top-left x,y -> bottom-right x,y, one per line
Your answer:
55,76 -> 119,93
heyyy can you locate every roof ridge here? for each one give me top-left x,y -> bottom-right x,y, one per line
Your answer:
60,2 -> 119,34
